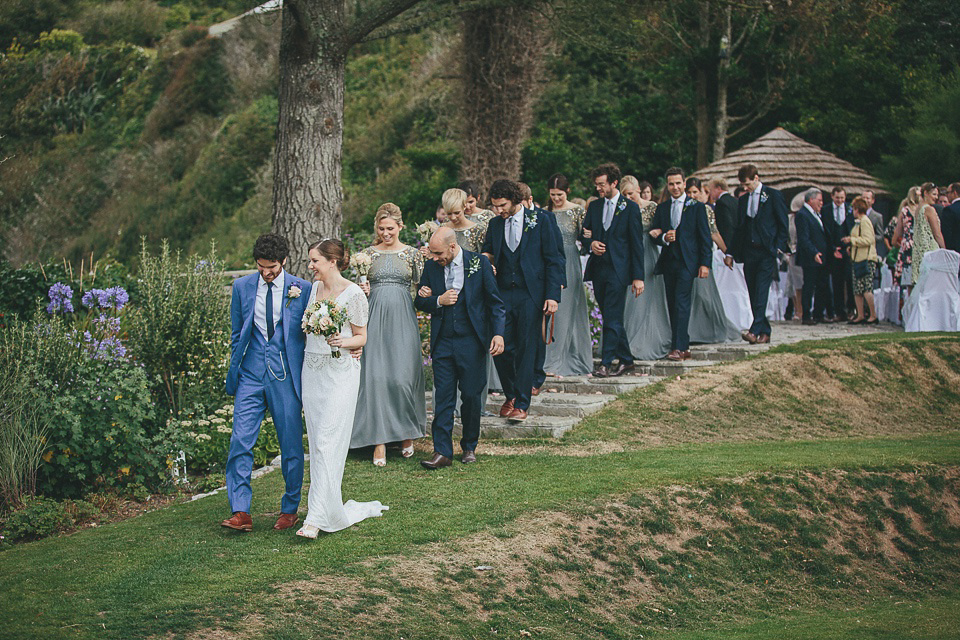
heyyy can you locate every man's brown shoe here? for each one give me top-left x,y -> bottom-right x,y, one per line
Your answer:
274,513 -> 299,530
221,512 -> 252,531
666,349 -> 683,361
756,334 -> 770,344
461,450 -> 477,464
680,350 -> 692,360
531,386 -> 541,396
507,408 -> 528,422
420,452 -> 452,470
741,331 -> 758,344
593,365 -> 611,378
499,398 -> 515,418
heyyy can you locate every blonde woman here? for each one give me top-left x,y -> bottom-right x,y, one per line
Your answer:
442,188 -> 488,252
912,182 -> 947,278
351,203 -> 426,466
893,186 -> 922,288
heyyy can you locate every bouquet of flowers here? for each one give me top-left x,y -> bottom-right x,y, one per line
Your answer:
302,299 -> 350,358
415,220 -> 439,243
350,252 -> 373,283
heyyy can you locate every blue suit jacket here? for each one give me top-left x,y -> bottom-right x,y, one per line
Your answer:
225,271 -> 312,400
733,185 -> 790,260
539,208 -> 567,288
795,205 -> 828,269
650,197 -> 712,275
481,207 -> 564,304
414,248 -> 506,349
941,201 -> 960,254
578,194 -> 645,285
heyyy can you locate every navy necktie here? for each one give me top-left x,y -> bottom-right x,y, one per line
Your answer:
266,281 -> 275,341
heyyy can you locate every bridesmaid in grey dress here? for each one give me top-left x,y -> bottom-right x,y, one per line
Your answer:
459,178 -> 496,228
542,174 -> 592,376
621,176 -> 672,360
352,203 -> 427,466
685,179 -> 739,343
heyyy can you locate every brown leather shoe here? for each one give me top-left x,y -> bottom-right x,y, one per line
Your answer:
666,349 -> 683,361
614,362 -> 635,376
461,450 -> 477,464
680,350 -> 692,360
420,452 -> 452,470
593,365 -> 611,378
756,334 -> 770,344
273,512 -> 299,530
531,386 -> 541,396
741,331 -> 758,344
499,398 -> 515,418
507,408 -> 527,422
221,512 -> 252,531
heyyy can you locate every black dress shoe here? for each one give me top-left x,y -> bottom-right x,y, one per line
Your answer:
802,318 -> 817,325
618,362 -> 636,375
461,450 -> 477,464
420,453 -> 452,470
593,365 -> 611,378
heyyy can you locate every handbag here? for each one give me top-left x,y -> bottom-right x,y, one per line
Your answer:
853,260 -> 870,279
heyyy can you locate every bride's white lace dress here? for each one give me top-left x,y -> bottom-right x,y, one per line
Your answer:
301,281 -> 388,532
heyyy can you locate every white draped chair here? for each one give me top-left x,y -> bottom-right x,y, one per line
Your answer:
766,278 -> 788,321
873,264 -> 901,324
713,250 -> 753,331
903,249 -> 960,332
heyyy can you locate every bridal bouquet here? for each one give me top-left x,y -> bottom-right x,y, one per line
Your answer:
350,252 -> 373,283
416,220 -> 439,243
302,299 -> 349,358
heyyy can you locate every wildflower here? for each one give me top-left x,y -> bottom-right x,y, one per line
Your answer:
46,282 -> 74,314
105,286 -> 129,310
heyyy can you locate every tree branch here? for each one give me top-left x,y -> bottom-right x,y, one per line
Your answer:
344,0 -> 437,48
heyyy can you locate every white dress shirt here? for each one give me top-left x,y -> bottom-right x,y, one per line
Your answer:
670,196 -> 684,230
804,203 -> 823,229
603,196 -> 618,230
505,208 -> 524,251
747,183 -> 763,218
254,271 -> 284,340
833,203 -> 847,226
444,247 -> 464,291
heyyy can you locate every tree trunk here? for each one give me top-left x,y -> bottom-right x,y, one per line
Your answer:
273,1 -> 346,278
694,1 -> 712,169
712,4 -> 732,162
460,5 -> 548,200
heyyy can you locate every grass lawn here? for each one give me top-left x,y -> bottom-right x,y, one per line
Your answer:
1,334 -> 959,639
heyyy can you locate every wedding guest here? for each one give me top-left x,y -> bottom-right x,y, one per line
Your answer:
352,204 -> 426,466
912,182 -> 947,278
824,186 -> 853,321
724,164 -> 789,344
684,177 -> 739,344
416,228 -> 505,468
942,183 -> 960,270
621,175 -> 672,360
460,179 -> 495,226
707,177 -> 741,252
649,168 -> 711,360
862,190 -> 886,259
519,181 -> 565,394
638,181 -> 654,202
482,179 -> 562,421
840,196 -> 879,324
580,163 -> 645,376
222,234 -> 311,533
543,173 -> 592,376
441,188 -> 487,252
795,188 -> 830,325
892,186 -> 921,289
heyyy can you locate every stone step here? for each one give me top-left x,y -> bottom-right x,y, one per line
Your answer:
427,391 -> 616,418
440,415 -> 580,439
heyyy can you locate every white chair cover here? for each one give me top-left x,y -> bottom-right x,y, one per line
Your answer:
713,250 -> 753,330
903,249 -> 960,332
766,278 -> 788,321
874,265 -> 901,324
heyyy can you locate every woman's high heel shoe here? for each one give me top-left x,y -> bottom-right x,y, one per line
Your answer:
296,525 -> 319,539
373,444 -> 387,467
400,440 -> 414,458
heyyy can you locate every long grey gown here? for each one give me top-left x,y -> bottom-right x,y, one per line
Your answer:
544,205 -> 592,376
624,202 -> 672,360
688,206 -> 740,344
351,247 -> 427,448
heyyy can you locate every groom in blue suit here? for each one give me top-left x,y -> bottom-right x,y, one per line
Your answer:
579,163 -> 645,377
482,179 -> 563,422
416,227 -> 505,469
649,167 -> 711,361
221,234 -> 312,532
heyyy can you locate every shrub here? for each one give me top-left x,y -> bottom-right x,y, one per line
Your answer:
67,0 -> 167,47
1,496 -> 71,541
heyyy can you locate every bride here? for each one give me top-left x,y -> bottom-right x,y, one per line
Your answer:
297,238 -> 388,538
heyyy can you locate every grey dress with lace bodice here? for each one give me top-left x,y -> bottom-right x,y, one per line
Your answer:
351,247 -> 427,448
544,206 -> 593,375
623,202 -> 673,360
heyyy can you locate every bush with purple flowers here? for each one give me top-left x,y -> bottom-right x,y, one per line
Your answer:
46,283 -> 75,315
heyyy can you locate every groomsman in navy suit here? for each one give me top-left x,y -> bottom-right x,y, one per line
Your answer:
579,163 -> 645,377
941,182 -> 960,275
795,188 -> 831,324
823,186 -> 854,321
222,234 -> 312,532
518,181 -> 565,395
724,164 -> 789,344
649,167 -> 711,361
416,228 -> 505,469
482,179 -> 563,421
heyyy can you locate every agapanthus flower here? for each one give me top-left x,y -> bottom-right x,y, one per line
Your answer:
46,283 -> 74,314
105,286 -> 129,310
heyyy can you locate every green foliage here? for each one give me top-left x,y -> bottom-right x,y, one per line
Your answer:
126,241 -> 231,420
0,259 -> 134,321
0,0 -> 82,50
67,0 -> 167,47
0,496 -> 71,541
163,403 -> 283,473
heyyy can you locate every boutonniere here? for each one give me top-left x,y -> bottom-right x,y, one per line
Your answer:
524,210 -> 539,231
683,199 -> 695,210
467,256 -> 481,277
286,285 -> 302,307
759,191 -> 769,205
616,199 -> 627,214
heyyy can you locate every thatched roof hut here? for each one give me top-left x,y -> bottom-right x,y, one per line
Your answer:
691,128 -> 888,196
